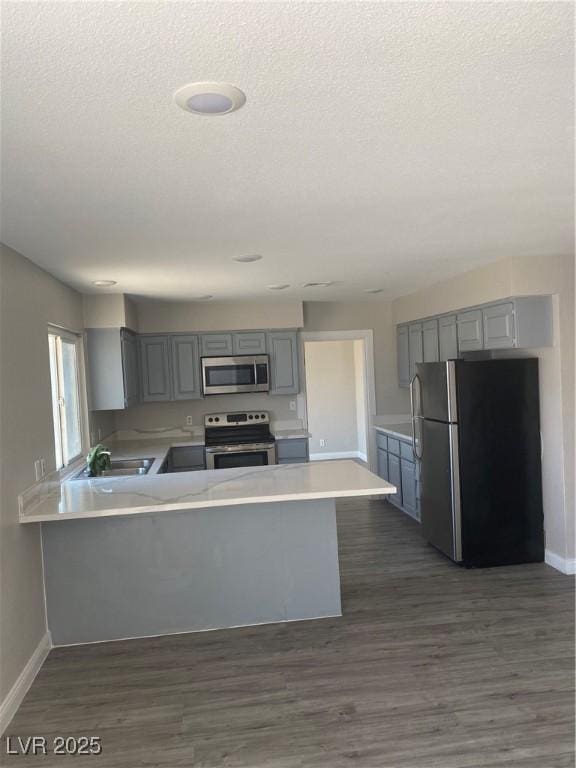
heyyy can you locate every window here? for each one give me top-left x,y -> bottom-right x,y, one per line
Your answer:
48,328 -> 84,468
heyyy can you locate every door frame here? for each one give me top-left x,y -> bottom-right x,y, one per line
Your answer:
299,330 -> 377,472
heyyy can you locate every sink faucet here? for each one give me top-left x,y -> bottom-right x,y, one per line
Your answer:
87,444 -> 111,477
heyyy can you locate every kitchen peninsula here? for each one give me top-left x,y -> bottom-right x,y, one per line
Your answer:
20,456 -> 395,645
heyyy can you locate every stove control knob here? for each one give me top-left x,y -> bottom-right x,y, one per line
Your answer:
254,414 -> 259,419
261,414 -> 266,419
248,414 -> 253,419
208,417 -> 213,423
214,417 -> 220,422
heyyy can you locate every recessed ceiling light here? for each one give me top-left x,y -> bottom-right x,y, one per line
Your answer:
92,280 -> 117,287
303,281 -> 333,288
233,254 -> 262,263
190,294 -> 213,300
267,284 -> 290,290
364,288 -> 383,294
174,82 -> 246,115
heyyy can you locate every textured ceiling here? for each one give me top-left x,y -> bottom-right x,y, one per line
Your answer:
1,1 -> 573,301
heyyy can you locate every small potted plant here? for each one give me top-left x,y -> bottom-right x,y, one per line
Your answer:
86,444 -> 111,477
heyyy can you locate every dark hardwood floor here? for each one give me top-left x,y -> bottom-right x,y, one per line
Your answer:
4,499 -> 575,767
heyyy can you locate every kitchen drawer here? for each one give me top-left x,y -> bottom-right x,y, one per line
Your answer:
375,431 -> 388,451
387,437 -> 401,457
276,438 -> 309,461
170,446 -> 205,469
400,440 -> 415,461
277,457 -> 307,465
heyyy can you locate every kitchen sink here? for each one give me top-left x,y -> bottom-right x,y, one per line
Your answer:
72,458 -> 154,479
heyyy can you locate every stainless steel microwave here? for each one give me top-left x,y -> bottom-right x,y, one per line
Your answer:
201,355 -> 270,395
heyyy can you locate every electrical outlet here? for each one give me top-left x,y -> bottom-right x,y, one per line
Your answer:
289,400 -> 296,411
185,416 -> 193,426
319,438 -> 326,448
34,459 -> 42,481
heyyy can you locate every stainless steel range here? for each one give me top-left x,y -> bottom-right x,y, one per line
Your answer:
204,411 -> 276,470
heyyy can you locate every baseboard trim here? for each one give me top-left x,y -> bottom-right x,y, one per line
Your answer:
310,451 -> 365,461
0,631 -> 52,736
545,550 -> 576,575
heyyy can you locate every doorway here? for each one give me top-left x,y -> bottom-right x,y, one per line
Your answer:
300,331 -> 375,468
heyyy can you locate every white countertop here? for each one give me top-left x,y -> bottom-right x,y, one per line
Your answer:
20,460 -> 395,524
373,423 -> 412,440
272,429 -> 311,440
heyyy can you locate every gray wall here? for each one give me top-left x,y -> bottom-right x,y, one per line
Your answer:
0,243 -> 114,705
303,300 -> 410,417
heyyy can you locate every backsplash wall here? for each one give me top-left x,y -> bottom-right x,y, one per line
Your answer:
112,394 -> 296,433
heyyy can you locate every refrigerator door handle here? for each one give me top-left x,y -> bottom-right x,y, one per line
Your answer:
410,373 -> 423,460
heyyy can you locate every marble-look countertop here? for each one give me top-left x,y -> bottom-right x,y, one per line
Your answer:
373,423 -> 413,440
20,460 -> 395,524
272,429 -> 311,440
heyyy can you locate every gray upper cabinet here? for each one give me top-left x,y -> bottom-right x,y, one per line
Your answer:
457,309 -> 483,351
438,315 -> 458,361
86,328 -> 139,411
267,331 -> 299,395
121,329 -> 140,407
397,325 -> 410,388
171,335 -> 201,400
482,302 -> 515,349
422,319 -> 439,363
396,297 -> 552,382
233,332 -> 267,355
200,333 -> 233,357
139,335 -> 172,402
408,323 -> 423,381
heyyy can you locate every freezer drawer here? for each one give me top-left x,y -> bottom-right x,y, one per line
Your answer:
420,419 -> 462,562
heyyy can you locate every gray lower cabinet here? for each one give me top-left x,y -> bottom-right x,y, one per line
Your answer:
408,323 -> 423,381
267,331 -> 300,395
397,325 -> 410,388
86,327 -> 140,411
377,447 -> 388,482
139,335 -> 172,402
422,319 -> 439,363
457,309 -> 483,351
200,333 -> 233,357
438,315 -> 458,361
387,453 -> 402,508
161,446 -> 205,472
375,430 -> 419,522
400,459 -> 417,520
233,332 -> 266,355
171,335 -> 201,400
276,438 -> 309,463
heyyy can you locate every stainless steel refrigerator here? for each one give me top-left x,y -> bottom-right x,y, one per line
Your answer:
411,359 -> 544,567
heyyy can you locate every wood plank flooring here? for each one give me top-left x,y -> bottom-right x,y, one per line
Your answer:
4,498 -> 575,767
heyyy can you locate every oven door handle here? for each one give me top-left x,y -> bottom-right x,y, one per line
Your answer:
205,442 -> 275,454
